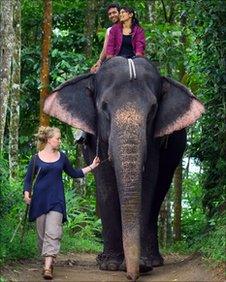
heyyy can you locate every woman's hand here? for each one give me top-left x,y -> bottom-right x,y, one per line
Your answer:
24,191 -> 31,205
90,156 -> 100,170
82,156 -> 101,175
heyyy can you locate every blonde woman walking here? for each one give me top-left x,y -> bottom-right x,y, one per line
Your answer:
23,126 -> 100,279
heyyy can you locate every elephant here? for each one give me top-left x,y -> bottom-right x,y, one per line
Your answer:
44,57 -> 204,281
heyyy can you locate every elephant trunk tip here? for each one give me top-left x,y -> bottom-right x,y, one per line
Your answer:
126,272 -> 140,281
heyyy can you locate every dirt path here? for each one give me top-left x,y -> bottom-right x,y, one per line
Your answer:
1,253 -> 224,282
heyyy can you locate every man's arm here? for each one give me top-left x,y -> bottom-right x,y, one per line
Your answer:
90,28 -> 110,73
98,29 -> 109,62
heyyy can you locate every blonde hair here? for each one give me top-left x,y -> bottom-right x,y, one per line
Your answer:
35,126 -> 61,151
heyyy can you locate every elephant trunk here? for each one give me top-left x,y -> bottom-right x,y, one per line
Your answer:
120,169 -> 142,281
110,104 -> 146,281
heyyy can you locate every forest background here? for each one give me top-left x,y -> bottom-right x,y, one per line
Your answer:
0,0 -> 225,268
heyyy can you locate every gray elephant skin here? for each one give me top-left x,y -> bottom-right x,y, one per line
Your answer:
44,57 -> 204,281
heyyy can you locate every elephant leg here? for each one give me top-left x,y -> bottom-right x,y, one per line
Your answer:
95,165 -> 124,271
149,129 -> 187,266
148,168 -> 175,267
140,138 -> 160,272
83,139 -> 124,271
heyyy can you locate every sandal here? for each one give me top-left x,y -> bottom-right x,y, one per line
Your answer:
43,267 -> 53,280
42,265 -> 53,275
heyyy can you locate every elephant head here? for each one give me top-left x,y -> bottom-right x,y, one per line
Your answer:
44,57 -> 204,280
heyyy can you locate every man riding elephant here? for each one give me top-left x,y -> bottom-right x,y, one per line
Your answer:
90,3 -> 120,73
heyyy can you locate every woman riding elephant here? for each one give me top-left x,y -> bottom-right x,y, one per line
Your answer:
106,6 -> 146,59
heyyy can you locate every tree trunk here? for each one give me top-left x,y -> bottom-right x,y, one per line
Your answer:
39,0 -> 52,126
0,0 -> 14,151
166,189 -> 172,245
9,0 -> 21,179
185,156 -> 190,178
83,0 -> 100,58
159,196 -> 168,247
160,0 -> 175,23
146,0 -> 156,22
173,161 -> 182,241
178,11 -> 187,79
172,11 -> 187,242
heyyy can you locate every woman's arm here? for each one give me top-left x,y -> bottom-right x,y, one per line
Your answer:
23,156 -> 36,205
135,27 -> 146,56
81,156 -> 100,174
63,154 -> 100,178
23,156 -> 36,193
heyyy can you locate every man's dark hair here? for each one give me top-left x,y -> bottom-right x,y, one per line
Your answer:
107,3 -> 120,12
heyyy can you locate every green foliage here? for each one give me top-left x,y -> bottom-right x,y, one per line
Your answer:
192,213 -> 226,262
0,217 -> 38,266
181,173 -> 207,241
161,240 -> 193,255
61,228 -> 102,254
19,0 -> 95,153
0,154 -> 10,216
0,154 -> 24,217
0,155 -> 38,265
145,22 -> 185,77
65,191 -> 101,239
163,214 -> 225,263
64,163 -> 102,242
185,0 -> 226,216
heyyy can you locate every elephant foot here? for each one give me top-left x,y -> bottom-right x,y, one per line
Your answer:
151,254 -> 164,267
119,258 -> 153,273
140,257 -> 153,273
97,253 -> 153,273
96,252 -> 124,271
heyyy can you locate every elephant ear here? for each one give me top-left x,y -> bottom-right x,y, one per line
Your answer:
44,73 -> 96,134
154,77 -> 205,137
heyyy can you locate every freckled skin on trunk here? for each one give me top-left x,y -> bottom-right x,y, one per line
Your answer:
110,104 -> 146,280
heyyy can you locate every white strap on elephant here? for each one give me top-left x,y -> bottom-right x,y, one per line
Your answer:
128,58 -> 137,80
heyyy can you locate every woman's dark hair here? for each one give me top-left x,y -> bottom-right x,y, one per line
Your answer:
120,6 -> 140,26
107,3 -> 120,12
